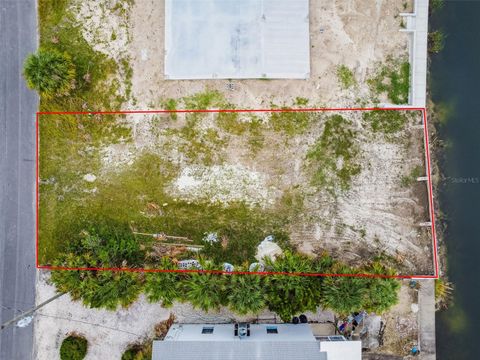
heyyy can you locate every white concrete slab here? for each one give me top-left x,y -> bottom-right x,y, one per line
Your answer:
164,0 -> 310,80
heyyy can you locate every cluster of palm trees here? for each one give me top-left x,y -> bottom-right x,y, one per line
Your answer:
51,240 -> 401,320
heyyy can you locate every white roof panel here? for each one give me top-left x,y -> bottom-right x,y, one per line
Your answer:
164,0 -> 310,79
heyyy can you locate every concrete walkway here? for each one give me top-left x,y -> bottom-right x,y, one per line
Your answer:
400,0 -> 429,107
418,279 -> 436,360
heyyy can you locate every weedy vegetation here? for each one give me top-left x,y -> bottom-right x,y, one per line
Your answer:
368,58 -> 410,104
337,65 -> 357,89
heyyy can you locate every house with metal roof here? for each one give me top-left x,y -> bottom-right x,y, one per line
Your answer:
152,323 -> 361,360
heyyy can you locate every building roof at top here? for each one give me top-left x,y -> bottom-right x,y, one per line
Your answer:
152,340 -> 327,360
164,0 -> 310,80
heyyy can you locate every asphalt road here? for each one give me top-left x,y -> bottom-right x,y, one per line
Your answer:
0,0 -> 38,359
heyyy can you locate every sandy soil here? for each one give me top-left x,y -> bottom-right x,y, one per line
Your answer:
291,115 -> 433,273
373,282 -> 419,357
98,110 -> 433,274
126,0 -> 409,109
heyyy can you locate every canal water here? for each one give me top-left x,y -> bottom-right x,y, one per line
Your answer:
430,2 -> 480,359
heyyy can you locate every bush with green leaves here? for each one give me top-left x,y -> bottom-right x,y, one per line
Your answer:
50,224 -> 145,310
51,232 -> 399,317
320,265 -> 368,316
181,262 -> 228,312
428,31 -> 445,54
337,65 -> 356,89
361,262 -> 400,314
320,263 -> 400,316
121,345 -> 152,360
144,258 -> 183,307
263,252 -> 331,321
51,254 -> 144,310
23,48 -> 76,98
60,335 -> 88,360
226,270 -> 266,315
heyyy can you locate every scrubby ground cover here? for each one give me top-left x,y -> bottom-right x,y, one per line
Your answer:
38,101 -> 429,319
40,99 -> 428,274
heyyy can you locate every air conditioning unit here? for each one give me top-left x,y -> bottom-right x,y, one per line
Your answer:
234,323 -> 250,339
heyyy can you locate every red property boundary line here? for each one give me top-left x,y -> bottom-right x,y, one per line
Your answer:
35,107 -> 439,279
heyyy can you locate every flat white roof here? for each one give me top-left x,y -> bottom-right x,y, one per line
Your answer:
164,0 -> 310,80
164,324 -> 316,342
319,340 -> 362,360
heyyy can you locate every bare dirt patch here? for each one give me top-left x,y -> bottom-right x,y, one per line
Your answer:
127,0 -> 410,109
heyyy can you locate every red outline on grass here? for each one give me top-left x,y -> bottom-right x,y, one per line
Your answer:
36,107 -> 439,279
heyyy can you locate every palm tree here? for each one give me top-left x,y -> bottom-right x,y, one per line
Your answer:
264,251 -> 322,321
361,262 -> 400,314
50,253 -> 143,310
23,48 -> 76,98
320,265 -> 367,316
145,258 -> 182,307
227,268 -> 266,315
181,261 -> 228,312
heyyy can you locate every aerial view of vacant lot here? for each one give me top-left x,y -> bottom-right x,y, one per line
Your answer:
39,106 -> 432,275
36,0 -> 434,276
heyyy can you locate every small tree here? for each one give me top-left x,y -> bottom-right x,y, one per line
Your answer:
227,269 -> 266,315
264,251 -> 323,321
50,225 -> 145,310
320,265 -> 367,316
180,262 -> 228,312
362,262 -> 400,314
145,258 -> 182,307
60,335 -> 88,360
23,48 -> 75,98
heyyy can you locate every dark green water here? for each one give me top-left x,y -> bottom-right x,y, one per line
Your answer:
430,2 -> 480,359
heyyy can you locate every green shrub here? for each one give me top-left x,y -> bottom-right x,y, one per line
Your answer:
337,65 -> 356,89
320,266 -> 367,316
23,48 -> 76,98
227,271 -> 267,315
362,110 -> 409,134
361,262 -> 400,314
401,165 -> 424,187
50,224 -> 145,310
306,115 -> 360,192
60,335 -> 88,360
51,256 -> 144,310
429,31 -> 445,53
121,344 -> 152,360
368,59 -> 410,104
264,252 -> 325,321
320,263 -> 400,315
145,258 -> 182,307
180,262 -> 228,312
